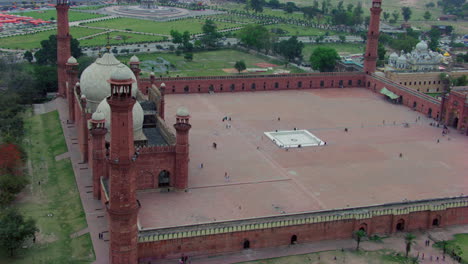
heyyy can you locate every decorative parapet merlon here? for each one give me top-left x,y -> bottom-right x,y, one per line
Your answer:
138,196 -> 468,243
139,145 -> 176,154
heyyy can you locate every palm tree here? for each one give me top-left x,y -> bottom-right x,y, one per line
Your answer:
353,230 -> 366,250
404,233 -> 416,258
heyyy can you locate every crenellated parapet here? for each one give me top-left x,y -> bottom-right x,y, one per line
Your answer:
139,196 -> 468,242
139,145 -> 176,154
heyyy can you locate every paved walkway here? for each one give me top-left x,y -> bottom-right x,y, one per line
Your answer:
154,225 -> 467,264
52,98 -> 110,264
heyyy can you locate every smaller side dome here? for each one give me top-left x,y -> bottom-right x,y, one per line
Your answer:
150,72 -> 155,76
67,56 -> 77,64
416,41 -> 428,51
397,55 -> 407,63
81,94 -> 86,100
390,52 -> 398,58
92,111 -> 105,121
110,64 -> 134,81
176,107 -> 190,117
75,81 -> 80,86
160,83 -> 166,87
130,55 -> 140,63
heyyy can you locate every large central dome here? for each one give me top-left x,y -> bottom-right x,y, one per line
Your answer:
80,53 -> 138,112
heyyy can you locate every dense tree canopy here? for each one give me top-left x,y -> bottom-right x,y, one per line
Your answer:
200,20 -> 222,48
401,7 -> 412,22
247,0 -> 265,13
309,46 -> 339,72
237,24 -> 272,52
274,36 -> 304,63
234,60 -> 246,73
0,209 -> 38,256
34,35 -> 82,65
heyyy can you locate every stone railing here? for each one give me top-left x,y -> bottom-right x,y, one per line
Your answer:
138,196 -> 468,242
139,145 -> 175,154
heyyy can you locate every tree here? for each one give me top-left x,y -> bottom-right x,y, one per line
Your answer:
404,233 -> 416,258
23,51 -> 33,63
339,35 -> 346,43
428,27 -> 441,51
170,30 -> 183,45
423,11 -> 432,21
238,24 -> 272,52
377,43 -> 386,66
267,0 -> 280,9
247,0 -> 265,13
302,6 -> 320,21
353,230 -> 366,250
183,53 -> 193,61
401,7 -> 412,22
309,46 -> 339,72
383,11 -> 390,21
284,2 -> 296,13
0,209 -> 38,256
391,10 -> 400,23
200,20 -> 222,48
274,36 -> 304,65
234,60 -> 246,73
34,35 -> 82,66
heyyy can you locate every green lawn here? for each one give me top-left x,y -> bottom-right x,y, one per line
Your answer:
435,234 -> 468,261
18,10 -> 106,22
85,17 -> 240,35
118,49 -> 304,77
265,23 -> 335,36
0,110 -> 94,263
79,31 -> 165,47
0,27 -> 104,50
303,43 -> 364,59
237,249 -> 413,264
72,5 -> 110,10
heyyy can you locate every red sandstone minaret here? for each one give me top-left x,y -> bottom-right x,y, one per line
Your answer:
174,107 -> 191,190
129,55 -> 141,84
90,112 -> 107,200
363,0 -> 382,74
56,0 -> 71,97
66,57 -> 78,122
106,65 -> 139,264
159,83 -> 166,120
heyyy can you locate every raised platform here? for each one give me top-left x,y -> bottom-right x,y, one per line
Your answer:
137,88 -> 468,230
264,129 -> 324,148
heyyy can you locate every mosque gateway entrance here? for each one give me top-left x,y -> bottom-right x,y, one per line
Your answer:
158,170 -> 170,187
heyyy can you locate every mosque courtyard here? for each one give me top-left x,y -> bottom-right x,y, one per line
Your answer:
137,88 -> 468,229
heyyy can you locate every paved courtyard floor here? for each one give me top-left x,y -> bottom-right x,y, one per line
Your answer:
138,88 -> 468,229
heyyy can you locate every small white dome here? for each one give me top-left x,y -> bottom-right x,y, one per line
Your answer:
67,56 -> 77,64
176,107 -> 189,117
416,41 -> 428,51
75,82 -> 80,86
110,64 -> 134,81
95,99 -> 144,136
150,72 -> 155,76
80,53 -> 138,112
129,55 -> 140,63
81,94 -> 86,99
92,111 -> 105,121
160,83 -> 166,87
397,55 -> 407,63
390,52 -> 398,58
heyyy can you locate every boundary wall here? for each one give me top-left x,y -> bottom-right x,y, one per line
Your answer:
138,197 -> 468,260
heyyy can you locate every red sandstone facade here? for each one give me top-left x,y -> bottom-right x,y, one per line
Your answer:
56,0 -> 468,262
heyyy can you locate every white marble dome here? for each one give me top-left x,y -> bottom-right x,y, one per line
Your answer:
389,52 -> 398,58
92,111 -> 105,121
67,56 -> 77,64
110,64 -> 134,81
176,107 -> 189,117
80,53 -> 138,112
129,55 -> 140,63
397,55 -> 407,63
95,98 -> 144,137
416,41 -> 428,51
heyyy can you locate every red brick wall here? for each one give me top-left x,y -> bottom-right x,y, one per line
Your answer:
138,206 -> 468,260
138,73 -> 365,95
135,152 -> 175,190
366,75 -> 441,119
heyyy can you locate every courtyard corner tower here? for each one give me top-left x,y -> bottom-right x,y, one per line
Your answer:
107,65 -> 139,264
56,0 -> 71,97
363,0 -> 382,74
90,112 -> 107,200
174,107 -> 191,190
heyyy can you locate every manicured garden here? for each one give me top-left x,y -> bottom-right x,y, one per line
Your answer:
118,49 -> 304,77
79,31 -> 166,47
265,24 -> 334,36
18,10 -> 106,22
84,17 -> 240,36
303,43 -> 364,59
0,27 -> 105,50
